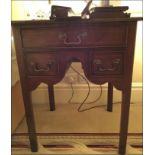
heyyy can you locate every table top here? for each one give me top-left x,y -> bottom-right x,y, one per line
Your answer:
11,17 -> 142,25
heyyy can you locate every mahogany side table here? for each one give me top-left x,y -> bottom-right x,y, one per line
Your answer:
12,14 -> 142,154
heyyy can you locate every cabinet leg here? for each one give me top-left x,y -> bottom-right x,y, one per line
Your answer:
107,82 -> 113,112
119,87 -> 131,155
22,90 -> 38,152
48,85 -> 55,111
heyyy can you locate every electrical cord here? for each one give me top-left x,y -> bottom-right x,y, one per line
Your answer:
85,85 -> 102,104
67,66 -> 90,105
69,67 -> 103,105
69,66 -> 104,112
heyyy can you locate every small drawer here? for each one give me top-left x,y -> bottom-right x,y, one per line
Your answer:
25,53 -> 59,76
87,23 -> 127,47
21,23 -> 127,48
90,52 -> 124,75
21,26 -> 88,48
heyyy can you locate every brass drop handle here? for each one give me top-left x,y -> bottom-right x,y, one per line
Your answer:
31,61 -> 55,72
58,32 -> 87,45
93,58 -> 121,72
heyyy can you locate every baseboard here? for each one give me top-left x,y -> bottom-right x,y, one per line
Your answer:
32,82 -> 142,105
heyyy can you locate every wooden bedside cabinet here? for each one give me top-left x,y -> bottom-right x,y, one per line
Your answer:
12,7 -> 142,154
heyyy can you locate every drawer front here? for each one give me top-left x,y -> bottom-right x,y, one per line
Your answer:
90,52 -> 124,75
21,26 -> 88,48
21,23 -> 127,48
25,53 -> 59,76
87,24 -> 127,47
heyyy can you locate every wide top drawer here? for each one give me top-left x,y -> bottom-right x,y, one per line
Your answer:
21,23 -> 128,48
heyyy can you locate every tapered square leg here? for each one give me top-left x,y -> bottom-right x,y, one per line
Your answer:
119,87 -> 131,155
48,85 -> 55,111
22,88 -> 38,152
107,82 -> 113,112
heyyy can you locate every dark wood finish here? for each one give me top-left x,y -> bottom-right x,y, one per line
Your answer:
48,85 -> 55,111
119,21 -> 138,155
21,23 -> 127,48
107,82 -> 113,112
12,27 -> 38,151
25,53 -> 58,76
22,88 -> 38,152
12,14 -> 142,154
91,51 -> 124,76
